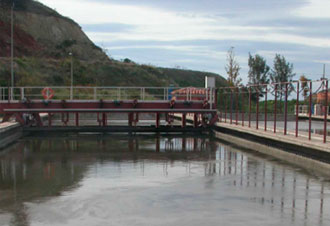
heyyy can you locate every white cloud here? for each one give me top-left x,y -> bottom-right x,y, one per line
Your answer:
88,31 -> 330,48
294,0 -> 330,18
39,0 -> 218,25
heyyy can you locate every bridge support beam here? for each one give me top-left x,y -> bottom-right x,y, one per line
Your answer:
102,113 -> 107,126
156,113 -> 160,128
194,113 -> 198,128
128,113 -> 133,126
182,113 -> 186,128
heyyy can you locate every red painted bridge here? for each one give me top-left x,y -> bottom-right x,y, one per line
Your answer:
0,86 -> 218,129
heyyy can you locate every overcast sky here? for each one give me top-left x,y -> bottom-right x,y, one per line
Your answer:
39,0 -> 330,83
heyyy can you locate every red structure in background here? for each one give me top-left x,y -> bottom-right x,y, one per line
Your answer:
0,86 -> 218,129
171,87 -> 210,101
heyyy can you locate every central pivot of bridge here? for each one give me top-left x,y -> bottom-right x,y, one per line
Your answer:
0,78 -> 218,131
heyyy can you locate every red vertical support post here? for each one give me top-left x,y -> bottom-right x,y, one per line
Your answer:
295,82 -> 300,137
284,83 -> 288,135
274,84 -> 277,133
256,89 -> 259,130
224,90 -> 227,123
75,112 -> 79,127
236,87 -> 239,125
48,113 -> 52,127
323,80 -> 328,143
309,81 -> 312,140
264,84 -> 268,131
230,89 -> 233,124
241,88 -> 244,127
182,113 -> 186,128
219,89 -> 222,122
215,88 -> 218,111
194,113 -> 198,128
249,87 -> 251,128
156,113 -> 160,128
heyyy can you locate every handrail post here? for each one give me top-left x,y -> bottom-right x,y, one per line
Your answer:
295,82 -> 299,137
309,81 -> 312,140
94,87 -> 97,100
236,87 -> 238,125
284,83 -> 288,135
256,89 -> 259,130
70,87 -> 73,100
324,80 -> 328,143
264,84 -> 267,131
249,87 -> 251,128
230,89 -> 233,124
225,90 -> 227,123
242,88 -> 244,126
274,84 -> 277,133
219,89 -> 222,122
21,87 -> 24,100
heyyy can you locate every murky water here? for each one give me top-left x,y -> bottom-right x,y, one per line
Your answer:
0,134 -> 329,226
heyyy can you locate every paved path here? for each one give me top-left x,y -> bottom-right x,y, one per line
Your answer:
217,121 -> 330,154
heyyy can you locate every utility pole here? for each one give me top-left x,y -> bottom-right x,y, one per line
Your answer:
69,52 -> 73,99
323,64 -> 326,80
11,3 -> 15,100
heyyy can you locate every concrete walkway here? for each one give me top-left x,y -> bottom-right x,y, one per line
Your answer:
216,121 -> 330,154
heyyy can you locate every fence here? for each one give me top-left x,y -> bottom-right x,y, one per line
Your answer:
0,86 -> 216,103
218,79 -> 329,143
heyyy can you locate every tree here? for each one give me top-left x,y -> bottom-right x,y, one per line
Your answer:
225,47 -> 241,87
299,75 -> 310,101
270,54 -> 295,112
248,53 -> 270,99
248,53 -> 270,85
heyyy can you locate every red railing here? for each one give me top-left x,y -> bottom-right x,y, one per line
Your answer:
218,79 -> 329,143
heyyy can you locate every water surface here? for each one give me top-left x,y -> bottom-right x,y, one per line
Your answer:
0,134 -> 329,226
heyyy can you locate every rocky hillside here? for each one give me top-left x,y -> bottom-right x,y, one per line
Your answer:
0,0 -> 107,61
0,0 -> 227,88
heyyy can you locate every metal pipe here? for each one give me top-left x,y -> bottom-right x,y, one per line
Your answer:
296,82 -> 299,137
284,83 -> 288,135
324,80 -> 328,143
309,81 -> 312,140
274,84 -> 277,133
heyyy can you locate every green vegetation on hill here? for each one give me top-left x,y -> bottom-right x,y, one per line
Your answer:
0,58 -> 227,88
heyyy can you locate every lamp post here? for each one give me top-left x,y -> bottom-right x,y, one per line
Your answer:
11,3 -> 14,100
69,52 -> 73,100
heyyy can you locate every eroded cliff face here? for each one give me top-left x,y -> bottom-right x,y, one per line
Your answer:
0,1 -> 108,61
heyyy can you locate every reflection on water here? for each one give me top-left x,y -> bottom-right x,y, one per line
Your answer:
0,134 -> 329,226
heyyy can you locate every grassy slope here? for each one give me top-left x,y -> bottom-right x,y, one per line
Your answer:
0,58 -> 228,88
